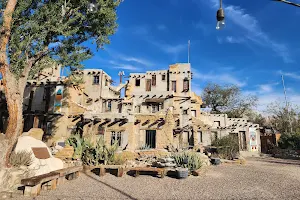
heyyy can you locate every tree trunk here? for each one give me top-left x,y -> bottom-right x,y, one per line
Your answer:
2,68 -> 25,167
0,0 -> 18,168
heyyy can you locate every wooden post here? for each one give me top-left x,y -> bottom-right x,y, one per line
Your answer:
51,179 -> 57,190
117,167 -> 124,177
33,115 -> 39,128
57,177 -> 65,185
99,167 -> 106,177
24,184 -> 41,197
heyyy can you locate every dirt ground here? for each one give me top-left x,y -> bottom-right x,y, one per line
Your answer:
11,157 -> 300,200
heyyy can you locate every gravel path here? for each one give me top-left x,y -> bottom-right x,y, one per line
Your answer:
12,158 -> 300,200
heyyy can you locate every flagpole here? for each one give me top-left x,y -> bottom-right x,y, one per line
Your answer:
188,40 -> 190,63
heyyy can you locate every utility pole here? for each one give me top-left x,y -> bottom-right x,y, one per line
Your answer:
188,40 -> 190,63
281,75 -> 293,133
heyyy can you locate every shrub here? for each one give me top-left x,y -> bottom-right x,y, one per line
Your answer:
9,151 -> 33,167
278,132 -> 300,150
172,151 -> 202,171
212,135 -> 239,160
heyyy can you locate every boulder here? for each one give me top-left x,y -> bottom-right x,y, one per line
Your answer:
197,153 -> 211,167
14,136 -> 63,176
23,128 -> 44,141
54,145 -> 74,160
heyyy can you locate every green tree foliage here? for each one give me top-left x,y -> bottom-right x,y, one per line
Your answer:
6,0 -> 120,79
278,132 -> 300,150
202,83 -> 258,118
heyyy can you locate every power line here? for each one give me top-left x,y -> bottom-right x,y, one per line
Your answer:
273,0 -> 300,8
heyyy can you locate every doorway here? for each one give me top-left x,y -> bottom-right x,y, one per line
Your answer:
146,130 -> 156,148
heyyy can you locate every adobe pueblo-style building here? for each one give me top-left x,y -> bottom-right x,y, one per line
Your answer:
0,63 -> 261,154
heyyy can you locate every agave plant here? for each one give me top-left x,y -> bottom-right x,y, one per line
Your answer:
172,151 -> 202,171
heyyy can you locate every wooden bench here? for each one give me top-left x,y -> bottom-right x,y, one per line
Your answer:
131,167 -> 166,178
93,165 -> 124,177
21,166 -> 83,197
53,166 -> 83,185
21,172 -> 59,197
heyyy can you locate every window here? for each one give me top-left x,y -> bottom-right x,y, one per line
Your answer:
191,110 -> 196,117
146,79 -> 151,91
106,100 -> 112,112
105,79 -> 108,86
212,131 -> 218,141
183,109 -> 188,115
172,81 -> 176,92
146,130 -> 156,149
162,74 -> 166,81
97,126 -> 105,135
135,79 -> 140,86
93,76 -> 100,84
152,75 -> 156,86
152,104 -> 160,113
111,131 -> 122,146
118,103 -> 122,113
136,105 -> 141,113
198,131 -> 203,143
183,78 -> 189,91
214,121 -> 220,127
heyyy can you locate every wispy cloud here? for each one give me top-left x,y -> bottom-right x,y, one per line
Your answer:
109,60 -> 140,71
192,68 -> 247,87
132,25 -> 149,36
207,0 -> 293,63
225,36 -> 245,44
105,48 -> 153,66
157,24 -> 167,31
151,41 -> 186,55
258,82 -> 279,93
277,70 -> 300,80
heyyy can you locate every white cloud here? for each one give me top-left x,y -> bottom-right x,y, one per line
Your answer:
192,68 -> 247,87
157,24 -> 167,31
105,48 -> 153,66
151,41 -> 187,55
208,0 -> 293,63
109,60 -> 139,71
277,70 -> 300,80
225,36 -> 245,44
257,82 -> 279,93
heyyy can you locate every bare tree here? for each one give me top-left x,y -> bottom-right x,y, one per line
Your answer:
266,101 -> 300,134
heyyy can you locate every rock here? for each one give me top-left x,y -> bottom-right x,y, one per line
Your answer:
192,169 -> 202,176
14,136 -> 63,176
55,145 -> 74,160
197,153 -> 211,167
23,128 -> 44,140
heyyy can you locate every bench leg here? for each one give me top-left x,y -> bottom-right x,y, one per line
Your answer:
117,168 -> 124,177
24,184 -> 41,197
75,171 -> 80,178
134,170 -> 139,177
57,177 -> 65,186
51,179 -> 57,190
160,171 -> 165,178
99,168 -> 106,177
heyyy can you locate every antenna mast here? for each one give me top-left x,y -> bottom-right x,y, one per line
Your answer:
188,40 -> 190,63
281,75 -> 293,133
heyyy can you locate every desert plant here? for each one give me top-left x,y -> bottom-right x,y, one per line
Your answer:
212,135 -> 239,160
9,151 -> 33,168
139,144 -> 152,150
172,151 -> 202,171
278,132 -> 300,150
81,137 -> 119,165
66,134 -> 85,159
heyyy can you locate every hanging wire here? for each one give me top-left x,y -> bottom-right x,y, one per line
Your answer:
273,0 -> 300,7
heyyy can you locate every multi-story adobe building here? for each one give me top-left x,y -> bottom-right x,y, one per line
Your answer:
0,63 -> 261,155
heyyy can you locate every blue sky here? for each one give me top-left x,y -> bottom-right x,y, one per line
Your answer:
82,0 -> 300,112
